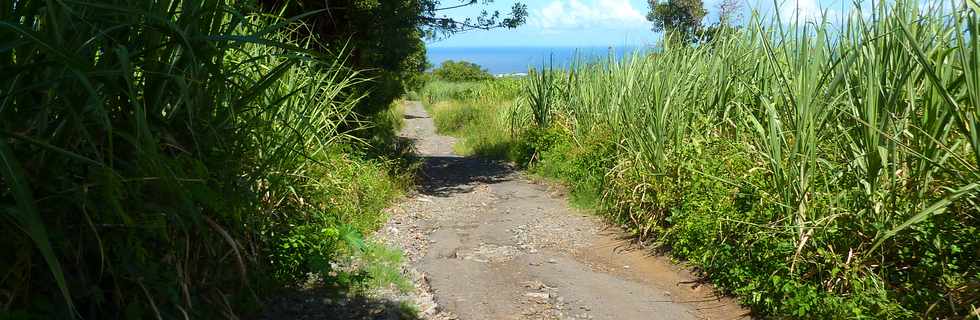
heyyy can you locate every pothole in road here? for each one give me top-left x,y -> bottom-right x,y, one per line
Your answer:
511,216 -> 597,254
455,243 -> 522,263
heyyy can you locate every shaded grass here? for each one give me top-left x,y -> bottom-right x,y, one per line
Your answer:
0,1 -> 415,318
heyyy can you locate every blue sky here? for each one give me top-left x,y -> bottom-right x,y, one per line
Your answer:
426,0 -> 853,48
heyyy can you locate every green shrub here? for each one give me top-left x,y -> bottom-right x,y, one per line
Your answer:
432,60 -> 494,82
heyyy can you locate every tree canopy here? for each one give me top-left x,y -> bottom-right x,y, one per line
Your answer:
259,0 -> 527,115
433,60 -> 494,81
421,1 -> 529,39
646,0 -> 707,43
646,0 -> 744,44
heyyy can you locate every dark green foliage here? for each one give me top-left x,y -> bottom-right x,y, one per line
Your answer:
517,128 -> 617,208
510,127 -> 564,168
646,0 -> 707,43
0,0 -> 410,318
258,0 -> 527,118
256,0 -> 422,121
432,60 -> 494,82
344,0 -> 429,116
647,0 -> 742,44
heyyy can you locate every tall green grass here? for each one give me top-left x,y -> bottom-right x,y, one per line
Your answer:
1,1 -> 409,318
427,1 -> 979,317
421,79 -> 522,157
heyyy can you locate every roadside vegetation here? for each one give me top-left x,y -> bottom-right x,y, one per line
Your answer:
421,78 -> 522,157
421,1 -> 980,318
432,60 -> 495,82
0,0 -> 505,317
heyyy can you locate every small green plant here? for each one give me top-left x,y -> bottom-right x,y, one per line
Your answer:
357,242 -> 414,293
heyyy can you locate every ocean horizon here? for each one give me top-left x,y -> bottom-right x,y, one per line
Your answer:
426,46 -> 650,75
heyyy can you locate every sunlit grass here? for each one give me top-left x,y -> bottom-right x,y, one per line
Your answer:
424,0 -> 980,317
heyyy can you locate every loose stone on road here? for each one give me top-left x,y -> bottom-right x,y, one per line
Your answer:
379,101 -> 750,320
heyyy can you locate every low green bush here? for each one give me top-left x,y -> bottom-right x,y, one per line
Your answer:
432,60 -> 494,82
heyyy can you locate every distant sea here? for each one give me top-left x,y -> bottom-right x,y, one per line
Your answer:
426,46 -> 648,75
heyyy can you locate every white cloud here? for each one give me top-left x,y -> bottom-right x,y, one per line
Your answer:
533,0 -> 648,30
778,0 -> 840,23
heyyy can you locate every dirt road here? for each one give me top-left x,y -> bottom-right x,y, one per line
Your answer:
380,101 -> 750,320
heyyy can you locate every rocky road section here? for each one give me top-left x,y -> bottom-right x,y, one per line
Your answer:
374,101 -> 750,320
